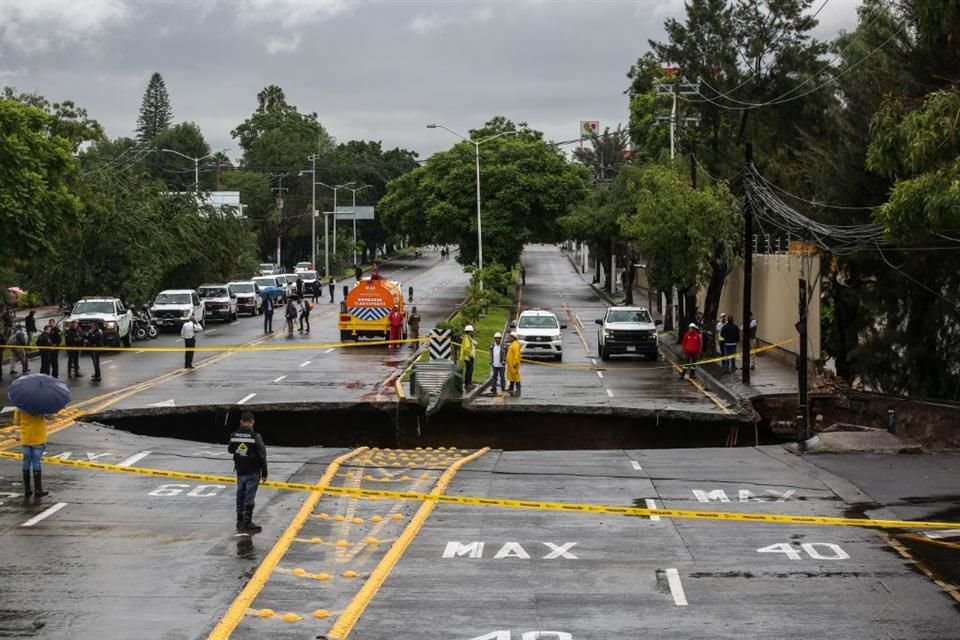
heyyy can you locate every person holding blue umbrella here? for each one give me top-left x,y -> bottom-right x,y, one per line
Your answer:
7,373 -> 70,497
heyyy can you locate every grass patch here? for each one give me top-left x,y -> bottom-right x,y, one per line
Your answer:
469,303 -> 511,384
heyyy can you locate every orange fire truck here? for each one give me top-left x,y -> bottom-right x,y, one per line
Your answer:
338,277 -> 408,341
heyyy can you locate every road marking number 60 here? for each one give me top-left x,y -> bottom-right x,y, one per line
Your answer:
148,483 -> 225,497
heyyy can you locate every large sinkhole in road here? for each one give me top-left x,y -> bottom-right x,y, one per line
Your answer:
88,403 -> 773,450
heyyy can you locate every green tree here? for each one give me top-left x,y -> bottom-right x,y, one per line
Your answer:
136,72 -> 173,143
0,97 -> 80,286
381,118 -> 589,268
572,125 -> 631,183
3,87 -> 104,152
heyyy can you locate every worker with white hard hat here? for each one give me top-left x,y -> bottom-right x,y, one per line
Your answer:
459,325 -> 477,391
489,331 -> 506,395
506,330 -> 522,396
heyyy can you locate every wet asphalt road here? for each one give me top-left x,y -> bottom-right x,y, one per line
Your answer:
472,245 -> 728,415
0,248 -> 466,414
0,427 -> 956,639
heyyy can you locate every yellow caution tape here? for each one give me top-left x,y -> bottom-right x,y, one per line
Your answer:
0,450 -> 956,530
21,336 -> 430,353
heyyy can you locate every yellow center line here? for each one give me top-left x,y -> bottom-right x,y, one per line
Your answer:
326,447 -> 490,639
206,447 -> 367,640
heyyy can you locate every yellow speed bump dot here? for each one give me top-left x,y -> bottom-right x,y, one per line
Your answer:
407,462 -> 417,468
256,609 -> 275,619
399,475 -> 412,481
308,537 -> 324,544
315,513 -> 330,519
419,473 -> 432,480
342,570 -> 359,578
352,517 -> 365,524
281,612 -> 302,622
364,536 -> 381,545
335,539 -> 350,548
292,568 -> 308,577
313,609 -> 331,619
363,474 -> 376,481
369,515 -> 383,523
391,513 -> 404,520
333,514 -> 346,522
314,572 -> 332,581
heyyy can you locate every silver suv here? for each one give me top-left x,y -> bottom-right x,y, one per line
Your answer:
595,306 -> 661,361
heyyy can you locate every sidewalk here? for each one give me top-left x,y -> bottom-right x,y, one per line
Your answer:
1,305 -> 64,368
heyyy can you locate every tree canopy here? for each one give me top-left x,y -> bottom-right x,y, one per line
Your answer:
136,72 -> 173,143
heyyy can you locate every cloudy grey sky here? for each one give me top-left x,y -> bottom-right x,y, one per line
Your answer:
1,0 -> 861,161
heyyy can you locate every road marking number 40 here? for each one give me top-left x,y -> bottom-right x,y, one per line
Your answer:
468,633 -> 572,640
148,484 -> 226,497
758,542 -> 849,560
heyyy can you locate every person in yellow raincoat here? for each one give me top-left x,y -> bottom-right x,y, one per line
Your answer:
459,325 -> 477,390
16,408 -> 49,497
506,331 -> 522,396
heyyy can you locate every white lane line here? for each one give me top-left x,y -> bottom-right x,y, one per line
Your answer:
606,389 -> 614,398
324,348 -> 335,354
236,393 -> 256,405
596,371 -> 604,379
299,360 -> 312,367
134,350 -> 145,354
645,498 -> 661,522
575,314 -> 584,328
630,460 -> 642,471
21,502 -> 68,527
205,329 -> 217,335
272,375 -> 287,383
925,528 -> 960,540
229,321 -> 239,326
665,568 -> 688,605
100,359 -> 113,365
117,451 -> 152,468
590,358 -> 597,365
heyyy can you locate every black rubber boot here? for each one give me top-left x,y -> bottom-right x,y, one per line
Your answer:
236,513 -> 244,532
241,508 -> 262,534
23,471 -> 32,496
33,471 -> 49,497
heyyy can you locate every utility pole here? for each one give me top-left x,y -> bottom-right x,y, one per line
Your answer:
308,154 -> 318,271
742,143 -> 754,384
271,174 -> 288,268
797,275 -> 809,446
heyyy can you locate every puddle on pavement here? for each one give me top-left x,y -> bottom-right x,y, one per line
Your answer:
86,403 -> 770,450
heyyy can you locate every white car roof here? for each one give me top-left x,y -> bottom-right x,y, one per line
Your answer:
158,289 -> 196,294
228,281 -> 255,285
609,306 -> 649,312
519,309 -> 558,317
78,297 -> 118,302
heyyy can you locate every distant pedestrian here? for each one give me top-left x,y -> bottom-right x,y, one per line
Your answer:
370,262 -> 381,280
680,323 -> 702,379
228,411 -> 268,534
407,306 -> 421,348
1,306 -> 14,337
506,331 -> 522,396
47,319 -> 61,378
299,298 -> 311,334
16,408 -> 49,497
9,324 -> 29,376
285,299 -> 297,336
354,264 -> 362,282
25,310 -> 37,345
37,325 -> 53,375
295,275 -> 304,300
328,276 -> 336,303
720,315 -> 740,373
312,278 -> 321,304
180,314 -> 202,369
489,332 -> 506,394
459,324 -> 476,390
84,323 -> 103,381
388,305 -> 404,348
262,294 -> 274,333
66,320 -> 83,378
716,312 -> 727,356
747,312 -> 758,370
520,264 -> 526,286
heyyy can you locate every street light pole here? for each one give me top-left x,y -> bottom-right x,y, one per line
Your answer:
316,181 -> 355,278
157,148 -> 221,191
310,155 -> 317,270
344,185 -> 372,266
426,124 -> 518,286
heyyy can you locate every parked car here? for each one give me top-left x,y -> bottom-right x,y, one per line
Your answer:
150,289 -> 204,330
280,273 -> 299,298
64,297 -> 133,347
513,308 -> 566,361
228,281 -> 262,316
595,306 -> 661,361
294,261 -> 313,273
299,270 -> 319,296
198,284 -> 238,323
253,276 -> 285,304
258,263 -> 278,276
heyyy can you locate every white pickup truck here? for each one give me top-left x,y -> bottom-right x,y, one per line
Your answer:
65,297 -> 134,347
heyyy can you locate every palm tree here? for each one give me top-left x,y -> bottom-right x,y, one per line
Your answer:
256,85 -> 288,113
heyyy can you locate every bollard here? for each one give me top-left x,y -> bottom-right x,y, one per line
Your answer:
796,413 -> 807,448
342,285 -> 349,299
408,286 -> 414,303
887,409 -> 896,434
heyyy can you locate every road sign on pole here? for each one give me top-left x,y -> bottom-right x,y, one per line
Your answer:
334,206 -> 375,220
